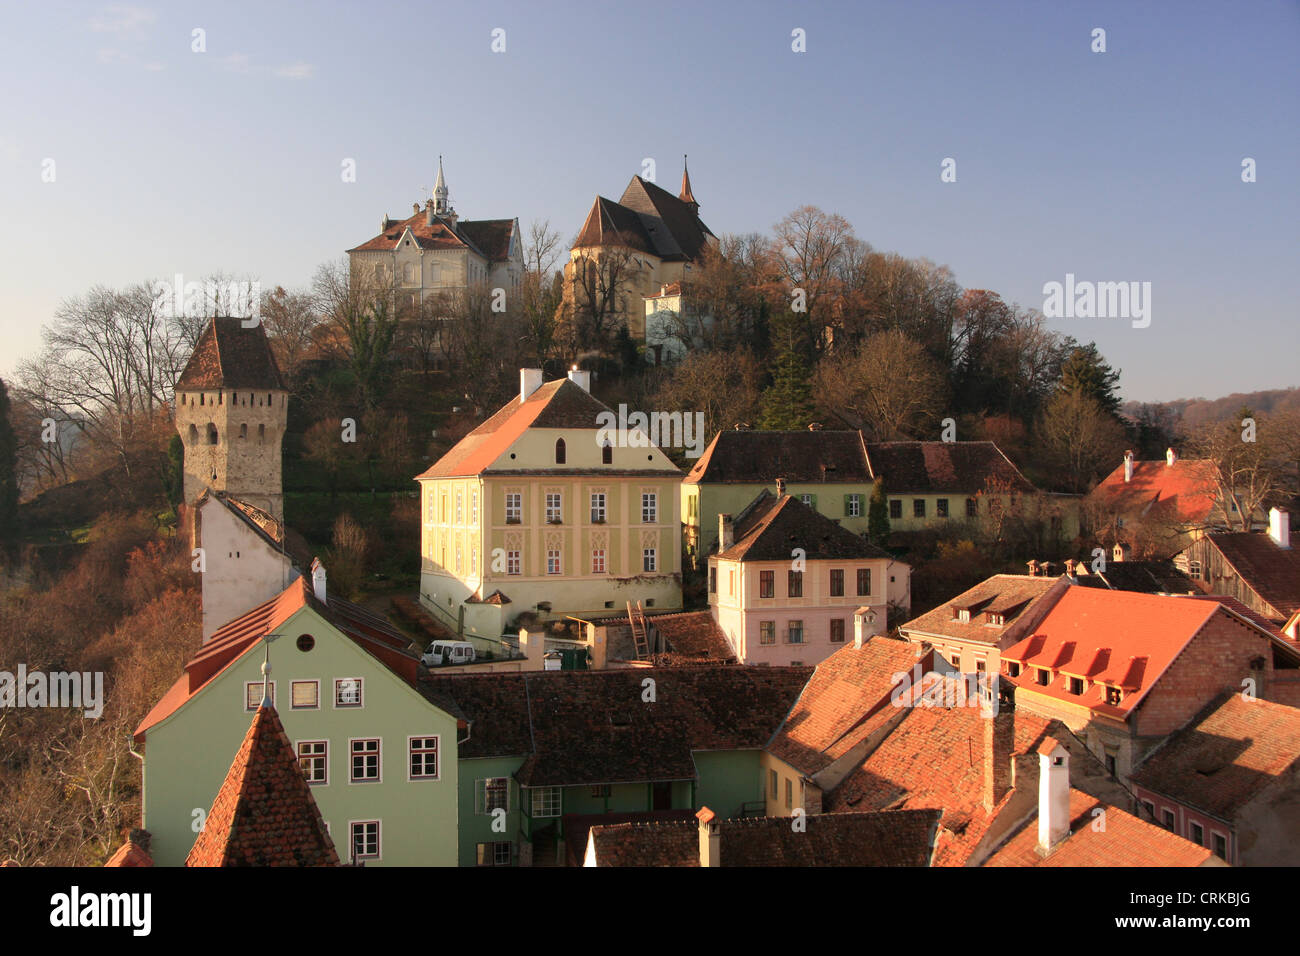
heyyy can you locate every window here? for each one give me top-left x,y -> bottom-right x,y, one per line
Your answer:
591,549 -> 606,574
641,492 -> 657,523
1036,669 -> 1051,687
913,499 -> 926,518
787,570 -> 803,598
476,842 -> 512,866
245,681 -> 274,710
800,494 -> 814,507
505,492 -> 521,523
1106,686 -> 1122,706
555,438 -> 566,464
441,494 -> 447,522
471,491 -> 478,525
1105,752 -> 1117,777
409,737 -> 438,780
966,498 -> 977,517
546,493 -> 562,523
291,681 -> 319,709
590,492 -> 606,523
207,423 -> 218,445
1189,559 -> 1202,579
478,777 -> 509,813
1007,661 -> 1021,677
547,549 -> 561,574
350,821 -> 380,861
507,550 -> 521,575
769,769 -> 778,798
936,498 -> 949,518
455,492 -> 463,525
760,621 -> 776,645
1068,677 -> 1084,695
889,499 -> 902,519
350,739 -> 380,782
298,741 -> 327,784
709,567 -> 717,593
846,494 -> 862,517
787,621 -> 804,644
1162,809 -> 1175,831
335,678 -> 362,707
856,568 -> 871,597
602,442 -> 614,464
830,569 -> 844,597
784,778 -> 793,809
1141,800 -> 1155,819
1212,833 -> 1227,859
1190,822 -> 1204,846
532,787 -> 561,818
591,784 -> 611,798
239,423 -> 247,439
830,619 -> 845,643
759,570 -> 775,598
643,548 -> 657,572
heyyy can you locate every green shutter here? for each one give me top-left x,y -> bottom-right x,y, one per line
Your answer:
809,494 -> 818,510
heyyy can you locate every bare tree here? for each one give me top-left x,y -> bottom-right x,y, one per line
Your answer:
769,206 -> 855,343
1187,411 -> 1298,531
814,329 -> 948,440
259,286 -> 320,382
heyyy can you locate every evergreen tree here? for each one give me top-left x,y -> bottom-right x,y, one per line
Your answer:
0,378 -> 19,554
758,309 -> 814,429
867,478 -> 891,544
1058,344 -> 1121,418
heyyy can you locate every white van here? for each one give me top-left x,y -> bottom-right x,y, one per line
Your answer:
422,640 -> 477,667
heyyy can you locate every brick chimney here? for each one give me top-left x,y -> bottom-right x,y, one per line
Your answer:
718,513 -> 734,551
983,710 -> 1015,811
696,807 -> 720,867
1269,508 -> 1290,549
1037,738 -> 1071,853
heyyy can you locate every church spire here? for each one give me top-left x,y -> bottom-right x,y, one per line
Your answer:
433,155 -> 449,215
679,154 -> 698,212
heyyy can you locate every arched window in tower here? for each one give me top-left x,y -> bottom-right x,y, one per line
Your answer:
207,424 -> 218,445
555,438 -> 566,465
199,393 -> 205,406
602,441 -> 613,465
188,424 -> 198,444
258,424 -> 266,443
239,423 -> 248,439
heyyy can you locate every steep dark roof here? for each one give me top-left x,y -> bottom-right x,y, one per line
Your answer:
685,430 -> 872,485
186,704 -> 339,867
1204,531 -> 1300,618
572,176 -> 714,262
419,668 -> 809,785
456,218 -> 516,261
589,808 -> 939,867
176,317 -> 287,391
348,210 -> 516,262
1072,559 -> 1198,595
718,492 -> 893,562
864,441 -> 1035,494
573,196 -> 656,254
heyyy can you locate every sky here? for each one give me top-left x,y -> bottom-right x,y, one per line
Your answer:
0,0 -> 1296,403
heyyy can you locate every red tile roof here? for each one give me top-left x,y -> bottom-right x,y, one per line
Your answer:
900,574 -> 1064,645
984,788 -> 1215,867
1089,457 -> 1222,527
104,830 -> 153,867
176,317 -> 287,391
348,210 -> 516,261
645,610 -> 737,665
196,490 -> 313,570
1202,530 -> 1300,619
768,636 -> 932,775
716,492 -> 893,562
864,441 -> 1035,494
685,430 -> 872,484
1131,693 -> 1300,820
186,704 -> 339,867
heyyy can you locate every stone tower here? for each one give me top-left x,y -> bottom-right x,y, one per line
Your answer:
174,317 -> 288,521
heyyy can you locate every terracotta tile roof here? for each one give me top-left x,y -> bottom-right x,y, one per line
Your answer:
573,196 -> 656,254
984,788 -> 1215,867
1000,587 -> 1223,719
1089,457 -> 1222,527
186,704 -> 339,867
1131,693 -> 1300,820
196,490 -> 313,570
768,636 -> 932,775
1203,531 -> 1300,618
348,210 -> 515,261
645,611 -> 737,664
900,574 -> 1063,645
685,430 -> 871,485
419,667 -> 809,786
135,577 -> 421,742
589,808 -> 939,866
175,317 -> 287,391
716,492 -> 893,563
104,830 -> 153,867
864,441 -> 1035,494
564,810 -> 697,866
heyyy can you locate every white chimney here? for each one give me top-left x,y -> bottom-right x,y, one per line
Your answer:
566,366 -> 591,393
696,807 -> 720,867
718,513 -> 734,551
425,199 -> 435,227
1166,447 -> 1177,467
1123,450 -> 1134,483
520,368 -> 544,402
1270,508 -> 1290,549
854,607 -> 879,648
776,477 -> 787,497
310,557 -> 327,602
1037,738 -> 1071,853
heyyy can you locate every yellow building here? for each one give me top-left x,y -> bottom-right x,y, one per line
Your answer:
416,369 -> 683,638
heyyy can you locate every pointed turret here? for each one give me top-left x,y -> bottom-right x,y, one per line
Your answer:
679,154 -> 699,213
433,155 -> 449,216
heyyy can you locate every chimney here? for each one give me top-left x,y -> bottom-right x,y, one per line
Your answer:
519,628 -> 546,669
1112,542 -> 1129,563
425,199 -> 435,227
983,710 -> 1015,811
775,477 -> 787,497
854,607 -> 879,648
566,366 -> 591,392
1123,450 -> 1134,483
1166,447 -> 1177,467
718,513 -> 734,551
381,214 -> 391,232
1269,507 -> 1290,549
1037,738 -> 1071,853
310,557 -> 327,602
520,368 -> 544,402
696,807 -> 720,867
1027,559 -> 1039,577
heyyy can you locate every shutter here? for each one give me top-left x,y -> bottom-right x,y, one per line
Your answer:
844,494 -> 852,516
810,494 -> 817,510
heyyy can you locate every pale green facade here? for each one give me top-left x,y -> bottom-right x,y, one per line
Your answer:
684,481 -> 873,558
140,604 -> 460,867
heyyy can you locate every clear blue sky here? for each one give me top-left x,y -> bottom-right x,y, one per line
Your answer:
1,0 -> 1296,402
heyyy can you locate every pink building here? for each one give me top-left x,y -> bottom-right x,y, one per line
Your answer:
708,490 -> 907,667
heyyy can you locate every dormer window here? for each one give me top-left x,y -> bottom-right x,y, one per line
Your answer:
555,438 -> 566,464
1106,686 -> 1123,706
1036,668 -> 1051,687
985,612 -> 1004,626
956,608 -> 970,623
1068,676 -> 1084,695
1007,661 -> 1021,678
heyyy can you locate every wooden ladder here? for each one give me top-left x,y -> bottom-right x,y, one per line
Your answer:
627,600 -> 650,659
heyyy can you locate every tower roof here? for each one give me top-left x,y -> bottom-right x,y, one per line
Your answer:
176,317 -> 287,392
679,156 -> 698,206
186,702 -> 339,867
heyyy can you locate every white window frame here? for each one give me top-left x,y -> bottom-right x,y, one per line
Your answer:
547,549 -> 561,575
531,787 -> 562,818
291,680 -> 319,710
408,735 -> 439,781
335,677 -> 363,708
349,820 -> 381,862
591,492 -> 606,523
505,492 -> 522,523
477,777 -> 510,814
847,494 -> 862,517
641,492 -> 657,524
643,548 -> 657,572
245,680 -> 275,711
297,740 -> 328,786
592,548 -> 606,574
507,549 -> 521,575
546,492 -> 562,523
